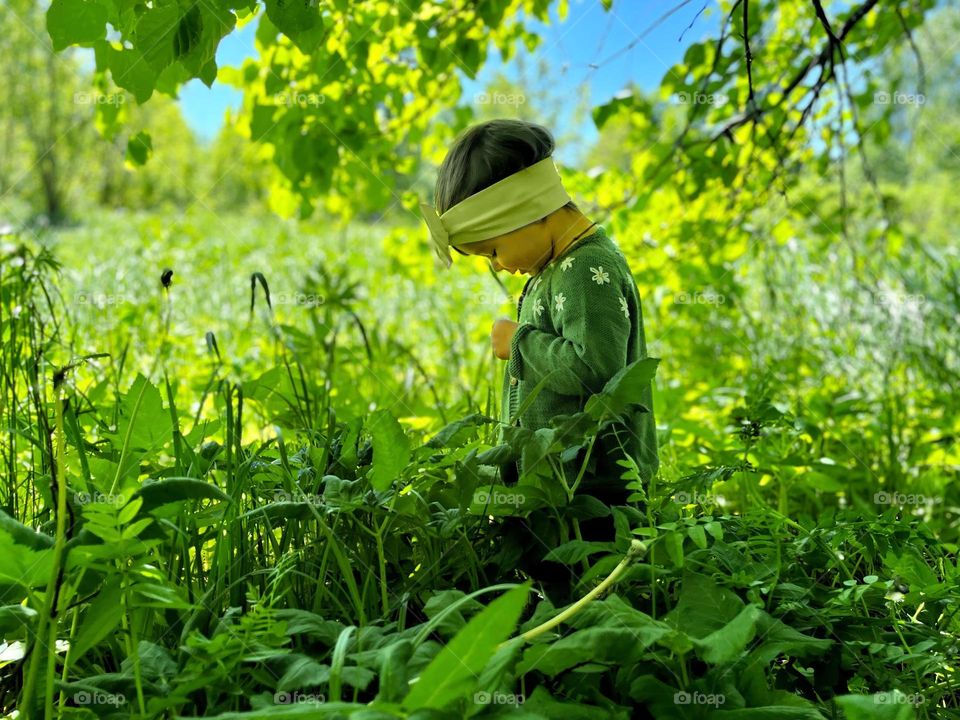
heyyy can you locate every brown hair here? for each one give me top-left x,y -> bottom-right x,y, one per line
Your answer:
434,119 -> 578,254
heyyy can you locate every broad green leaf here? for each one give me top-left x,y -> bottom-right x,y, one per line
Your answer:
0,510 -> 53,551
663,530 -> 684,568
117,496 -> 143,525
277,654 -> 329,691
713,708 -> 825,719
667,572 -> 744,637
424,412 -> 492,449
585,357 -> 659,420
108,373 -> 169,454
271,610 -> 343,644
239,501 -> 317,524
521,684 -> 622,717
131,582 -> 192,609
126,130 -> 153,166
836,692 -> 917,720
69,576 -> 123,663
106,45 -> 156,103
263,0 -> 326,54
421,589 -> 484,638
47,0 -> 107,50
176,702 -> 366,718
376,639 -> 413,703
693,604 -> 762,664
404,584 -> 530,710
172,5 -> 203,59
543,540 -> 615,565
0,605 -> 38,637
367,410 -> 410,492
120,517 -> 153,540
133,478 -> 230,511
125,640 -> 176,680
134,1 -> 181,73
519,621 -> 671,676
745,615 -> 832,667
0,527 -> 54,597
688,524 -> 708,549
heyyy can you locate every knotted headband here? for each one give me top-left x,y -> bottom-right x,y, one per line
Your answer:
420,156 -> 573,269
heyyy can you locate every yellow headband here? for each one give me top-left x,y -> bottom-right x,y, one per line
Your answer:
420,156 -> 572,269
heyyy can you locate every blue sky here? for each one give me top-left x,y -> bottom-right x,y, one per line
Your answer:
179,0 -> 723,160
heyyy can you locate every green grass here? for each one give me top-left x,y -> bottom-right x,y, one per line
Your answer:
0,206 -> 957,719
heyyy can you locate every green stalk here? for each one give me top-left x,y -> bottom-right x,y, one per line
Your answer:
109,377 -> 148,495
21,384 -> 68,718
57,598 -> 82,714
568,431 -> 599,498
498,540 -> 647,649
373,496 -> 398,616
119,564 -> 146,714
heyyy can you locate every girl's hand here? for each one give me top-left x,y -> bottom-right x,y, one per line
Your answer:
491,318 -> 519,360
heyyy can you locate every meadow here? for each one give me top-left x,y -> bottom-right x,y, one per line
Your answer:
2,195 -> 957,717
1,0 -> 959,717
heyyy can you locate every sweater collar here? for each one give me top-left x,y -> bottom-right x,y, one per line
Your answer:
537,224 -> 607,276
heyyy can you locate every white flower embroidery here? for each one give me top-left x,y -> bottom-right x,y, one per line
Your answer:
554,292 -> 566,313
532,297 -> 544,319
532,275 -> 542,291
590,265 -> 610,285
560,256 -> 575,272
619,296 -> 629,318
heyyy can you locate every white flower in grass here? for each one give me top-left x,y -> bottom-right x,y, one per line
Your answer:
619,296 -> 629,318
560,256 -> 575,271
532,297 -> 544,319
554,292 -> 566,313
590,265 -> 610,285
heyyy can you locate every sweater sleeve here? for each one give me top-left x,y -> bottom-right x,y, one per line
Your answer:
508,260 -> 631,398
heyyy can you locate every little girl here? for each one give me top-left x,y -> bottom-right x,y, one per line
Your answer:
421,119 -> 659,605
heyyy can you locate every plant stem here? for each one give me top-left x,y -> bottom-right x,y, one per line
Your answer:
499,540 -> 647,648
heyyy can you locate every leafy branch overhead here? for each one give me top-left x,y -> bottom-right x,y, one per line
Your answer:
593,0 -> 934,221
45,1 -> 934,219
45,0 -> 556,217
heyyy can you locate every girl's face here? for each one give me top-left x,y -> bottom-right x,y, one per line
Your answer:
455,221 -> 551,275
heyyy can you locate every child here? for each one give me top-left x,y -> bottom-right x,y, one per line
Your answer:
421,119 -> 659,605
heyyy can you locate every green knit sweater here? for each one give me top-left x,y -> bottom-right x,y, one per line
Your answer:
499,225 -> 659,494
